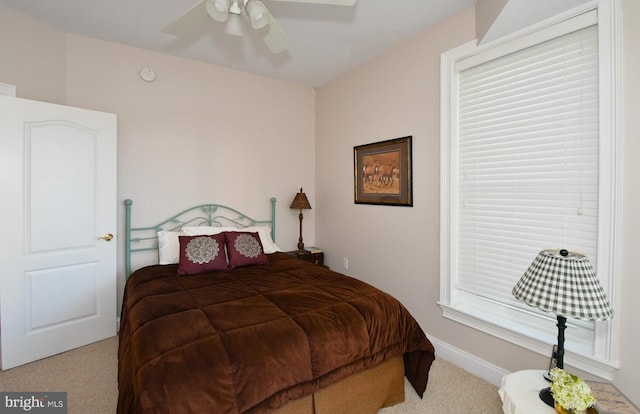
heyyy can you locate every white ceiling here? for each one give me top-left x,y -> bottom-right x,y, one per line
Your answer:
0,0 -> 476,87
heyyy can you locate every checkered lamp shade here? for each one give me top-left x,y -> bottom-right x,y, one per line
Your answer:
513,249 -> 613,321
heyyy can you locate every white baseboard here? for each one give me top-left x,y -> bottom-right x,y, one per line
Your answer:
428,334 -> 510,387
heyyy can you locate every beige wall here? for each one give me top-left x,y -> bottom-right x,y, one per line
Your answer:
475,0 -> 509,41
0,5 -> 317,308
316,1 -> 639,405
0,6 -> 66,103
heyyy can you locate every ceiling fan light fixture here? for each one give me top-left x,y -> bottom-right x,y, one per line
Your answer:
206,0 -> 230,22
246,0 -> 270,30
224,12 -> 244,36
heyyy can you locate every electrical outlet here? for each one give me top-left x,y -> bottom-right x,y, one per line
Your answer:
342,258 -> 349,270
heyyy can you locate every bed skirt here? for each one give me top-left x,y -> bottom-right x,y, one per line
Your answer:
273,356 -> 405,414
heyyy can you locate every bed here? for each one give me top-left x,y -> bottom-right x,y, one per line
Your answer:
118,198 -> 435,414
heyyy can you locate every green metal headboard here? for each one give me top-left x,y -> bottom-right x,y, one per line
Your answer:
124,197 -> 277,277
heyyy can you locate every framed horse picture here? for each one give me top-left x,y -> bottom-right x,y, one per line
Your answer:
354,136 -> 412,206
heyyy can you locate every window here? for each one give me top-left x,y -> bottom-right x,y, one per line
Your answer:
440,1 -> 620,378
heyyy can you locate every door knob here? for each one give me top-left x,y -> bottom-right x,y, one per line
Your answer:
99,233 -> 114,241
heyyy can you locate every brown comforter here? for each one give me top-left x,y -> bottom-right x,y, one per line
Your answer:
118,252 -> 435,414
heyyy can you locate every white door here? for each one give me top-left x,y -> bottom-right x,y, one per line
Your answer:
0,95 -> 117,370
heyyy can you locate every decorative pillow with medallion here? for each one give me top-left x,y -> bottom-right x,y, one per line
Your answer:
225,231 -> 269,269
177,234 -> 228,275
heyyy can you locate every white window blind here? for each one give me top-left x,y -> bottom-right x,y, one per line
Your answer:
455,24 -> 599,305
441,1 -> 620,378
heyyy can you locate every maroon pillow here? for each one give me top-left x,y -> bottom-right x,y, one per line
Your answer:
225,231 -> 269,269
177,234 -> 228,275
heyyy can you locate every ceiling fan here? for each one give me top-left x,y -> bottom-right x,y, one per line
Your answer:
162,0 -> 357,54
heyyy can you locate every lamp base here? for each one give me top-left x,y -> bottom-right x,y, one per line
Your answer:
539,387 -> 555,408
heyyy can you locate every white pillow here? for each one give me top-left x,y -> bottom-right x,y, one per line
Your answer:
157,230 -> 180,264
180,226 -> 236,236
240,226 -> 282,254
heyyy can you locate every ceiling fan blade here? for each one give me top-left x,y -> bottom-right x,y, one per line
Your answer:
270,0 -> 356,5
161,0 -> 209,35
262,16 -> 292,54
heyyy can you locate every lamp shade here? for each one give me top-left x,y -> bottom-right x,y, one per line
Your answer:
224,13 -> 243,36
205,0 -> 230,22
246,0 -> 270,29
513,249 -> 613,321
290,188 -> 311,210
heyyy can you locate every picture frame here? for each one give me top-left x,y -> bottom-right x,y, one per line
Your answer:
354,136 -> 412,206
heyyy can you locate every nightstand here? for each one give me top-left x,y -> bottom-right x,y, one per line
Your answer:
286,250 -> 324,266
499,370 -> 557,414
500,370 -> 638,414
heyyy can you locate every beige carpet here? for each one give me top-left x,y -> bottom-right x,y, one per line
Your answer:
0,336 -> 503,413
0,336 -> 118,412
381,357 -> 504,413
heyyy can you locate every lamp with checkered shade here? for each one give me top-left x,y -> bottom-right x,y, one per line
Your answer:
512,248 -> 613,407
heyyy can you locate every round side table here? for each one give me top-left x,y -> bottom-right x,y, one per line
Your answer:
499,370 -> 557,414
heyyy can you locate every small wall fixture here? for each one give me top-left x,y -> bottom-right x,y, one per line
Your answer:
139,68 -> 156,82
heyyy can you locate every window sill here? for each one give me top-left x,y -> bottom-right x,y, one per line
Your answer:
438,301 -> 618,380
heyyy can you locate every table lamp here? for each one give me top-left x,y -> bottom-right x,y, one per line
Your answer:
289,187 -> 311,253
512,249 -> 613,407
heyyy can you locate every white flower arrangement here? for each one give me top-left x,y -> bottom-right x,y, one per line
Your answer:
550,367 -> 596,412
